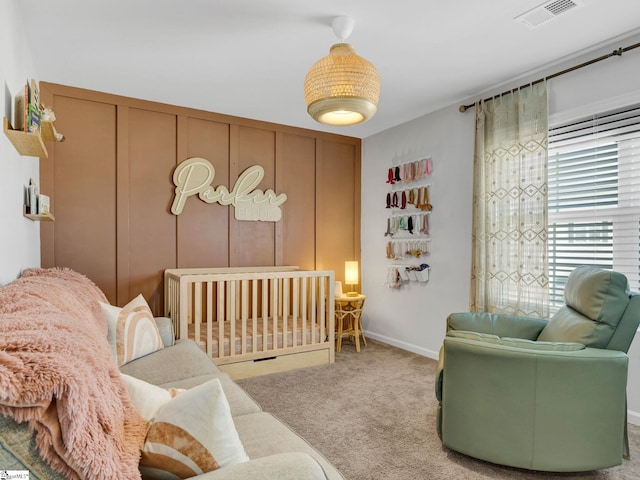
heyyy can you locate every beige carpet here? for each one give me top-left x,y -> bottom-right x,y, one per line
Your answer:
237,339 -> 640,480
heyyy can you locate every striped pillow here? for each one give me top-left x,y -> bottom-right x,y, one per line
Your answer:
101,294 -> 164,366
137,378 -> 249,479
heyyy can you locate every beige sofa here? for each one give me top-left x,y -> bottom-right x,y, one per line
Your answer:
0,267 -> 343,480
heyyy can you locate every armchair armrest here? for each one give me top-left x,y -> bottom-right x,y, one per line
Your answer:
441,337 -> 628,471
446,312 -> 548,340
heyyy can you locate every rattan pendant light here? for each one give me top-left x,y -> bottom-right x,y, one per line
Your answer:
304,16 -> 380,126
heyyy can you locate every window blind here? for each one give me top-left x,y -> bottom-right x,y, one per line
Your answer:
548,104 -> 640,310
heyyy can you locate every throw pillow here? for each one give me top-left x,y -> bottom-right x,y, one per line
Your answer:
100,294 -> 164,366
121,374 -> 184,421
137,378 -> 249,479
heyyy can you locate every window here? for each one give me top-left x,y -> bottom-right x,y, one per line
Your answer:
548,104 -> 640,311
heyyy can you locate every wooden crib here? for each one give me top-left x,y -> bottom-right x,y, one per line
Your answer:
164,267 -> 335,379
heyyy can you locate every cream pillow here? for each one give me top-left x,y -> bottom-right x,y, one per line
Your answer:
101,294 -> 164,366
121,374 -> 184,420
136,378 -> 249,479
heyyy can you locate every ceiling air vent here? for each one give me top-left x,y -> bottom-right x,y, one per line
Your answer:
515,0 -> 584,29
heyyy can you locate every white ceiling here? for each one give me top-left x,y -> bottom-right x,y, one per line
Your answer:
18,0 -> 640,139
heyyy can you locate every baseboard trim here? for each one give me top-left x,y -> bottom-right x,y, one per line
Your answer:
628,409 -> 640,426
363,330 -> 439,360
364,330 -> 640,426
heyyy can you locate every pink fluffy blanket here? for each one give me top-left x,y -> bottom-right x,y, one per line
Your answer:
0,268 -> 147,480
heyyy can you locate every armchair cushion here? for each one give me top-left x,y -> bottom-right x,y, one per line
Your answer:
446,312 -> 548,340
445,330 -> 585,351
445,330 -> 501,344
538,266 -> 631,348
564,265 -> 629,323
500,337 -> 584,352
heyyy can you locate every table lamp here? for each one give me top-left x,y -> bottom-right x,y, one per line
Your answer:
344,261 -> 359,296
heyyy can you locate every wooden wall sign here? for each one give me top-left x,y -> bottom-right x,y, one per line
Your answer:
171,157 -> 287,221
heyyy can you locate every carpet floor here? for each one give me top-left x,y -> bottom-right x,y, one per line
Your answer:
237,339 -> 640,480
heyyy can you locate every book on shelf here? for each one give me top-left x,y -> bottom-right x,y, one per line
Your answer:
28,103 -> 40,133
28,79 -> 40,133
29,79 -> 39,112
13,83 -> 28,131
13,79 -> 41,133
25,178 -> 39,215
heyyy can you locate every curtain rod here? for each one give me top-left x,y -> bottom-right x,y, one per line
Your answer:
458,41 -> 640,113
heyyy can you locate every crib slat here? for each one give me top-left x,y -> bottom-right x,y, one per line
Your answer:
194,282 -> 202,347
230,280 -> 237,358
271,278 -> 278,349
283,277 -> 289,349
252,278 -> 258,353
206,281 -> 213,357
301,278 -> 308,345
241,279 -> 248,355
172,277 -> 177,337
179,277 -> 189,340
168,276 -> 177,338
262,278 -> 268,352
319,276 -> 325,342
310,276 -> 317,344
292,277 -> 299,347
217,281 -> 225,359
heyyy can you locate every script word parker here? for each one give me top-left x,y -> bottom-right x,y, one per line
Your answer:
171,157 -> 287,221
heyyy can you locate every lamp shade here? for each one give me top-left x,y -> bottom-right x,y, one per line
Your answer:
345,261 -> 359,286
304,43 -> 380,126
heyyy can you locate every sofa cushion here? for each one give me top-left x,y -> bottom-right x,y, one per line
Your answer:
185,452 -> 328,480
160,373 -> 262,418
120,339 -> 220,384
101,294 -> 164,366
234,412 -> 344,480
120,340 -> 262,417
139,378 -> 249,479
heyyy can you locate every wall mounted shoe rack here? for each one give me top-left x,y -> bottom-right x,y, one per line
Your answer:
384,156 -> 433,288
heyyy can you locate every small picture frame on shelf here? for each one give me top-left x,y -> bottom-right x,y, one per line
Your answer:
38,194 -> 50,215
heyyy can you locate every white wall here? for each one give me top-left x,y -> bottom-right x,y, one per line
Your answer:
361,105 -> 474,358
362,32 -> 640,424
0,0 -> 40,286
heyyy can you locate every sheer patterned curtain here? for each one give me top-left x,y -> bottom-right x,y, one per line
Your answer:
470,82 -> 549,318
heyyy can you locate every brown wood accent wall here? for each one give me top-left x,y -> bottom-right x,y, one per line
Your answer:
39,83 -> 361,314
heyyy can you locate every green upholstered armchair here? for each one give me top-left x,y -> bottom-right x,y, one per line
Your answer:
436,266 -> 640,472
